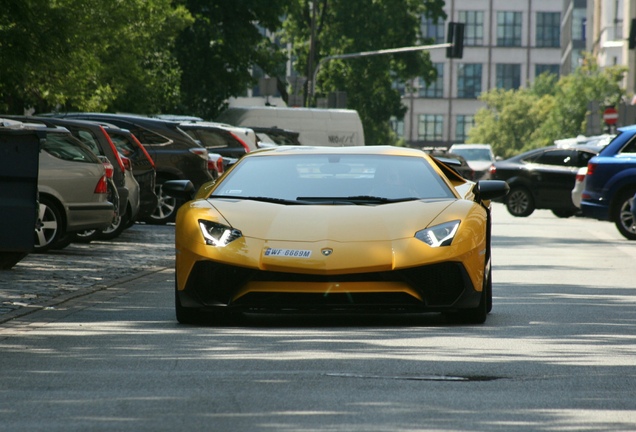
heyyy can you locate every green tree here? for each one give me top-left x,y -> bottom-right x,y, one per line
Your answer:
173,0 -> 289,120
468,55 -> 626,158
283,0 -> 446,146
0,0 -> 192,114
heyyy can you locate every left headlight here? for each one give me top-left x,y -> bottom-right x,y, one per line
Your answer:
199,220 -> 242,246
415,220 -> 460,247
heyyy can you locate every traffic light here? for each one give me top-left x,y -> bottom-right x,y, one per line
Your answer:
629,19 -> 636,50
446,22 -> 465,59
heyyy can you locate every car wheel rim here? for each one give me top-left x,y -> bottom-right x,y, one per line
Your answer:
620,197 -> 636,234
34,203 -> 59,248
151,184 -> 177,221
508,191 -> 529,214
102,214 -> 122,235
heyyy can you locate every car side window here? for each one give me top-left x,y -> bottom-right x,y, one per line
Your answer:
43,133 -> 101,163
72,128 -> 103,156
533,149 -> 577,167
620,135 -> 636,154
131,126 -> 172,146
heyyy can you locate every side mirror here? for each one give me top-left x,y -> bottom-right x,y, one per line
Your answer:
162,180 -> 196,201
477,180 -> 509,201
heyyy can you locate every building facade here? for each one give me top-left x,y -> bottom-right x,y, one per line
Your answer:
398,0 -> 563,148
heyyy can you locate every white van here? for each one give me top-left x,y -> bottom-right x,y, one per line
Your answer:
215,106 -> 365,146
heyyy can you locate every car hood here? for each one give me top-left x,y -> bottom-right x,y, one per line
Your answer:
207,198 -> 456,242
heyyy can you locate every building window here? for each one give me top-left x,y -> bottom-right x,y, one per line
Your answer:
457,63 -> 482,99
456,115 -> 475,142
572,8 -> 587,42
418,114 -> 444,141
535,64 -> 560,77
496,64 -> 521,90
421,16 -> 445,44
458,11 -> 484,46
536,12 -> 560,47
419,63 -> 444,98
390,117 -> 404,138
497,11 -> 522,47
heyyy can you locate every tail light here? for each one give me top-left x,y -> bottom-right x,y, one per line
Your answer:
99,126 -> 126,173
130,133 -> 155,168
587,162 -> 596,176
216,157 -> 224,174
488,164 -> 497,176
575,168 -> 587,183
94,175 -> 108,194
189,147 -> 209,160
102,160 -> 114,179
230,131 -> 251,152
120,154 -> 132,171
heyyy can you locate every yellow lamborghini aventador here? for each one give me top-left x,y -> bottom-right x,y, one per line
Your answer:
164,146 -> 509,325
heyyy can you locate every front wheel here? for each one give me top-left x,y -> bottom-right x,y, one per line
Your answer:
145,180 -> 181,225
613,190 -> 636,240
506,187 -> 535,217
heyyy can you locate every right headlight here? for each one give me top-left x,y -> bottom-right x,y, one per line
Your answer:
414,220 -> 460,247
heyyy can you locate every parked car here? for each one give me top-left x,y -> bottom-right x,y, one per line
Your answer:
103,126 -> 157,223
251,126 -> 302,146
580,125 -> 636,240
44,113 -> 213,224
165,146 -> 509,325
491,145 -> 600,218
423,148 -> 475,180
448,144 -> 496,180
570,136 -> 612,209
177,121 -> 256,161
1,118 -> 114,251
4,115 -> 131,221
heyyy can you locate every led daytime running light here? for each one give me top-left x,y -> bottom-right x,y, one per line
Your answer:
199,220 -> 242,246
415,220 -> 460,247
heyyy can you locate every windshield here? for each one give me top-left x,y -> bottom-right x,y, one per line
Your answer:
211,154 -> 454,202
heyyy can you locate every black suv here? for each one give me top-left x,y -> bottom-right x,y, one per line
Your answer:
46,113 -> 213,224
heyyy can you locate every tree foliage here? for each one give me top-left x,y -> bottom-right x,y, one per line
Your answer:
173,0 -> 289,119
0,0 -> 192,114
468,54 -> 627,158
282,0 -> 446,146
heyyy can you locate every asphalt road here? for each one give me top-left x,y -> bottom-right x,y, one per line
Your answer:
1,204 -> 636,431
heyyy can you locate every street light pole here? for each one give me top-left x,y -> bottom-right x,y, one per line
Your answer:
310,42 -> 452,99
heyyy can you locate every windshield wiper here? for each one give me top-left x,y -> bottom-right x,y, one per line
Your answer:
210,195 -> 307,205
296,195 -> 419,204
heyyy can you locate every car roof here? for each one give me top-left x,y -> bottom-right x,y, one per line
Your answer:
449,144 -> 492,149
244,145 -> 427,158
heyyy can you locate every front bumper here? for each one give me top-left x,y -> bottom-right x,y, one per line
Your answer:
177,259 -> 482,314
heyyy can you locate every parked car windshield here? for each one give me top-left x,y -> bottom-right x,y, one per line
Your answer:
212,154 -> 454,202
43,133 -> 101,163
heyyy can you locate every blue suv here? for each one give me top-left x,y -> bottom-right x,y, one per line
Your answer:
581,125 -> 636,240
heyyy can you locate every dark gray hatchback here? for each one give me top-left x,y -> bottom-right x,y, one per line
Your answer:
45,113 -> 213,224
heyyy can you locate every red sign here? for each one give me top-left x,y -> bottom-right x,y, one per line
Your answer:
603,107 -> 618,125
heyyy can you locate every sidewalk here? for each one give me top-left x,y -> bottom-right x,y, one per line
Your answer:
0,224 -> 174,323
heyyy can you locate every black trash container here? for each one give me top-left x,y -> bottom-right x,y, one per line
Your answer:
0,123 -> 42,269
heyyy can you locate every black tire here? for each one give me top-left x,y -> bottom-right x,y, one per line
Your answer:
551,209 -> 576,218
98,204 -> 130,240
0,252 -> 28,270
145,179 -> 181,225
72,230 -> 100,243
486,264 -> 493,313
34,197 -> 65,253
175,289 -> 202,324
613,189 -> 636,240
506,187 -> 535,217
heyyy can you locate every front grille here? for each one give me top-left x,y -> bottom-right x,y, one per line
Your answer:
185,260 -> 472,309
